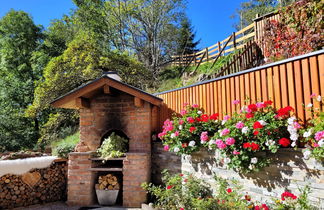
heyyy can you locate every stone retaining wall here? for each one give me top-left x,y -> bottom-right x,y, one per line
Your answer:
0,160 -> 67,209
152,142 -> 324,208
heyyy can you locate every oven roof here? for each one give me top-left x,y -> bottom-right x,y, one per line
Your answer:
51,75 -> 163,109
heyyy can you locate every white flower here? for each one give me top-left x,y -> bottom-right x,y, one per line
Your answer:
303,129 -> 312,138
318,139 -> 324,147
248,165 -> 254,170
290,133 -> 299,141
307,103 -> 313,108
174,147 -> 180,153
251,157 -> 258,164
224,157 -> 231,164
265,140 -> 275,146
189,141 -> 196,147
197,110 -> 202,115
303,150 -> 312,159
170,133 -> 176,138
258,120 -> 267,126
178,125 -> 183,130
291,141 -> 296,147
209,140 -> 216,145
287,116 -> 296,125
287,125 -> 297,134
242,127 -> 249,134
221,120 -> 227,125
317,95 -> 322,102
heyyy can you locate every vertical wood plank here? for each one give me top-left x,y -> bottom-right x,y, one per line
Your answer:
217,81 -> 223,118
255,70 -> 262,101
279,64 -> 288,108
210,82 -> 215,114
213,82 -> 218,114
199,85 -> 203,108
273,66 -> 281,109
206,83 -> 211,114
286,62 -> 296,112
293,60 -> 305,122
240,75 -> 245,106
301,58 -> 312,120
318,55 -> 324,112
261,69 -> 268,101
267,67 -> 274,102
244,73 -> 251,104
250,72 -> 256,103
222,80 -> 226,116
226,78 -> 231,115
234,76 -> 240,112
230,77 -> 235,115
309,56 -> 320,111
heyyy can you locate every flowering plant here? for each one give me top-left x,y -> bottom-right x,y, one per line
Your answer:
209,100 -> 296,172
301,94 -> 324,161
158,103 -> 221,154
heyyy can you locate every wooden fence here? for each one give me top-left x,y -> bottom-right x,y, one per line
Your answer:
156,50 -> 324,128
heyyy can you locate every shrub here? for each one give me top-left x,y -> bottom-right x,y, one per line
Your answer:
158,103 -> 221,154
209,100 -> 298,173
51,132 -> 80,158
96,132 -> 128,160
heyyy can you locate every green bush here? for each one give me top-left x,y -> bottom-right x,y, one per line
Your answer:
51,132 -> 79,158
96,132 -> 128,159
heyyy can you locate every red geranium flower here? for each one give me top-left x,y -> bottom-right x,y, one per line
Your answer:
226,188 -> 232,193
253,130 -> 259,136
210,113 -> 219,120
281,191 -> 297,200
278,138 -> 290,147
201,114 -> 209,122
246,113 -> 254,119
243,142 -> 251,149
248,104 -> 258,112
180,208 -> 184,210
189,127 -> 196,133
181,143 -> 188,148
253,122 -> 263,129
166,185 -> 173,190
276,106 -> 294,118
179,173 -> 184,177
264,100 -> 273,106
251,142 -> 260,151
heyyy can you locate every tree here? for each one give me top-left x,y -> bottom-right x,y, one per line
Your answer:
0,10 -> 43,151
175,17 -> 200,55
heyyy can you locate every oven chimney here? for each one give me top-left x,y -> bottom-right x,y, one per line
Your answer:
103,71 -> 121,81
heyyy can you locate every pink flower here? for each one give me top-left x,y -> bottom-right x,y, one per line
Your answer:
293,122 -> 301,129
233,150 -> 240,155
232,100 -> 240,105
175,131 -> 179,137
180,109 -> 187,116
235,121 -> 245,129
200,132 -> 209,142
224,115 -> 230,121
163,145 -> 169,151
220,128 -> 230,136
187,117 -> 195,123
158,132 -> 166,139
256,102 -> 265,108
315,131 -> 324,141
192,104 -> 199,108
217,142 -> 227,149
215,139 -> 223,145
225,137 -> 235,145
313,143 -> 319,147
183,102 -> 189,107
310,93 -> 316,98
179,119 -> 184,125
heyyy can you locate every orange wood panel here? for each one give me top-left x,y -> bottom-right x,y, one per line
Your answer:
261,69 -> 268,102
244,73 -> 251,104
206,83 -> 211,114
213,82 -> 218,114
222,80 -> 227,115
318,55 -> 324,112
309,56 -> 320,111
301,58 -> 312,120
210,82 -> 215,114
239,75 -> 245,106
202,84 -> 207,112
273,66 -> 281,109
189,87 -> 193,105
192,86 -> 197,105
199,85 -> 203,108
267,67 -> 274,103
279,64 -> 288,108
184,88 -> 188,107
250,72 -> 256,103
255,70 -> 262,102
226,78 -> 231,115
286,62 -> 296,112
217,80 -> 223,118
230,77 -> 235,115
293,60 -> 305,122
234,76 -> 240,112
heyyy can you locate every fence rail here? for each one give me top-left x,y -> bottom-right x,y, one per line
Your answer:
157,50 -> 324,129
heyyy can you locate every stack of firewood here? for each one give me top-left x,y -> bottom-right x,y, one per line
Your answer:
96,174 -> 120,190
0,162 -> 67,209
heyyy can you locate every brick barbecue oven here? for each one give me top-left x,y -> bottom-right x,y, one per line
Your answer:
51,73 -> 162,207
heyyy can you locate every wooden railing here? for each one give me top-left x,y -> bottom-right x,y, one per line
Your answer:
172,23 -> 255,66
156,50 -> 324,129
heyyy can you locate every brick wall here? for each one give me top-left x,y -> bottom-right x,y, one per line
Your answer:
79,92 -> 152,153
152,143 -> 324,208
123,153 -> 151,207
67,152 -> 95,206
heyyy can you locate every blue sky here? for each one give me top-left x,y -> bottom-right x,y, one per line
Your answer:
0,0 -> 243,49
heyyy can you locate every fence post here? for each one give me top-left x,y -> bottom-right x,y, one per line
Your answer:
233,32 -> 236,51
218,41 -> 221,57
194,53 -> 197,65
206,48 -> 209,62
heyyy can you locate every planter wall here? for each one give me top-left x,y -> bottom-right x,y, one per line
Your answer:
152,142 -> 324,208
